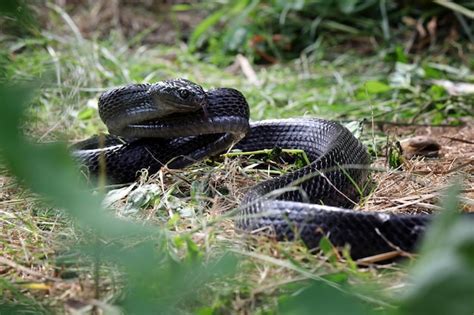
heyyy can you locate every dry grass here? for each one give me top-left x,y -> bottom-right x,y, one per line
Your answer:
1,119 -> 473,312
364,121 -> 474,214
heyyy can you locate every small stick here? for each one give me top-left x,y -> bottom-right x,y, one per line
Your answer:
441,136 -> 474,145
0,256 -> 60,282
356,251 -> 410,265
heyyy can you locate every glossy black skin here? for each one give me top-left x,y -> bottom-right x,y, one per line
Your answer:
98,79 -> 208,136
73,78 -> 451,260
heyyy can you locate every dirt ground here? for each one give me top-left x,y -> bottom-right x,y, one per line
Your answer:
364,120 -> 474,214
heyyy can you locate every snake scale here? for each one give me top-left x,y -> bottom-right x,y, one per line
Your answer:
73,78 -> 432,260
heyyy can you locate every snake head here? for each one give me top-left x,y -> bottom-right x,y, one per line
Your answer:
147,78 -> 208,116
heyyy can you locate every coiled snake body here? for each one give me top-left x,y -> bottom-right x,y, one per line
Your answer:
74,78 -> 431,259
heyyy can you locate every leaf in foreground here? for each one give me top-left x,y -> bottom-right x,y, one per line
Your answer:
400,182 -> 474,315
0,84 -> 237,313
279,281 -> 376,315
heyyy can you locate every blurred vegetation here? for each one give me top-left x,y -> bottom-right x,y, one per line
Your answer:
1,0 -> 474,314
185,0 -> 474,64
189,0 -> 474,65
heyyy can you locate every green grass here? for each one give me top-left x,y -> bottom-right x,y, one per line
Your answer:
7,40 -> 472,142
1,3 -> 474,314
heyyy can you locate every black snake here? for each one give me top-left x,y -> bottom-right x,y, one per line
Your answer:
73,78 -> 432,260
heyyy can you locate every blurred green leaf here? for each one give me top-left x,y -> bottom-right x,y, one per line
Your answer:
395,46 -> 408,64
0,83 -> 238,313
196,306 -> 214,315
319,236 -> 338,264
171,3 -> 192,12
0,0 -> 30,19
322,272 -> 349,284
77,107 -> 96,120
428,85 -> 447,100
422,65 -> 443,79
363,80 -> 391,94
279,281 -> 375,315
338,0 -> 359,14
226,27 -> 248,51
400,182 -> 474,315
388,145 -> 403,169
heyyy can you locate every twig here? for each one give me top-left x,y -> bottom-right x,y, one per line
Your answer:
441,136 -> 474,145
236,54 -> 262,86
0,256 -> 61,282
445,159 -> 474,174
356,251 -> 410,265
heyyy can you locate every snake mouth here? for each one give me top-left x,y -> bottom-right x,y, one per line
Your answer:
147,81 -> 208,115
105,101 -> 208,135
152,96 -> 203,112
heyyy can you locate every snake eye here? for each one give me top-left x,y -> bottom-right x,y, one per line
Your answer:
178,89 -> 190,99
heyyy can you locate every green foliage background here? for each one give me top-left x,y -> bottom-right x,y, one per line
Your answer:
189,0 -> 474,65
